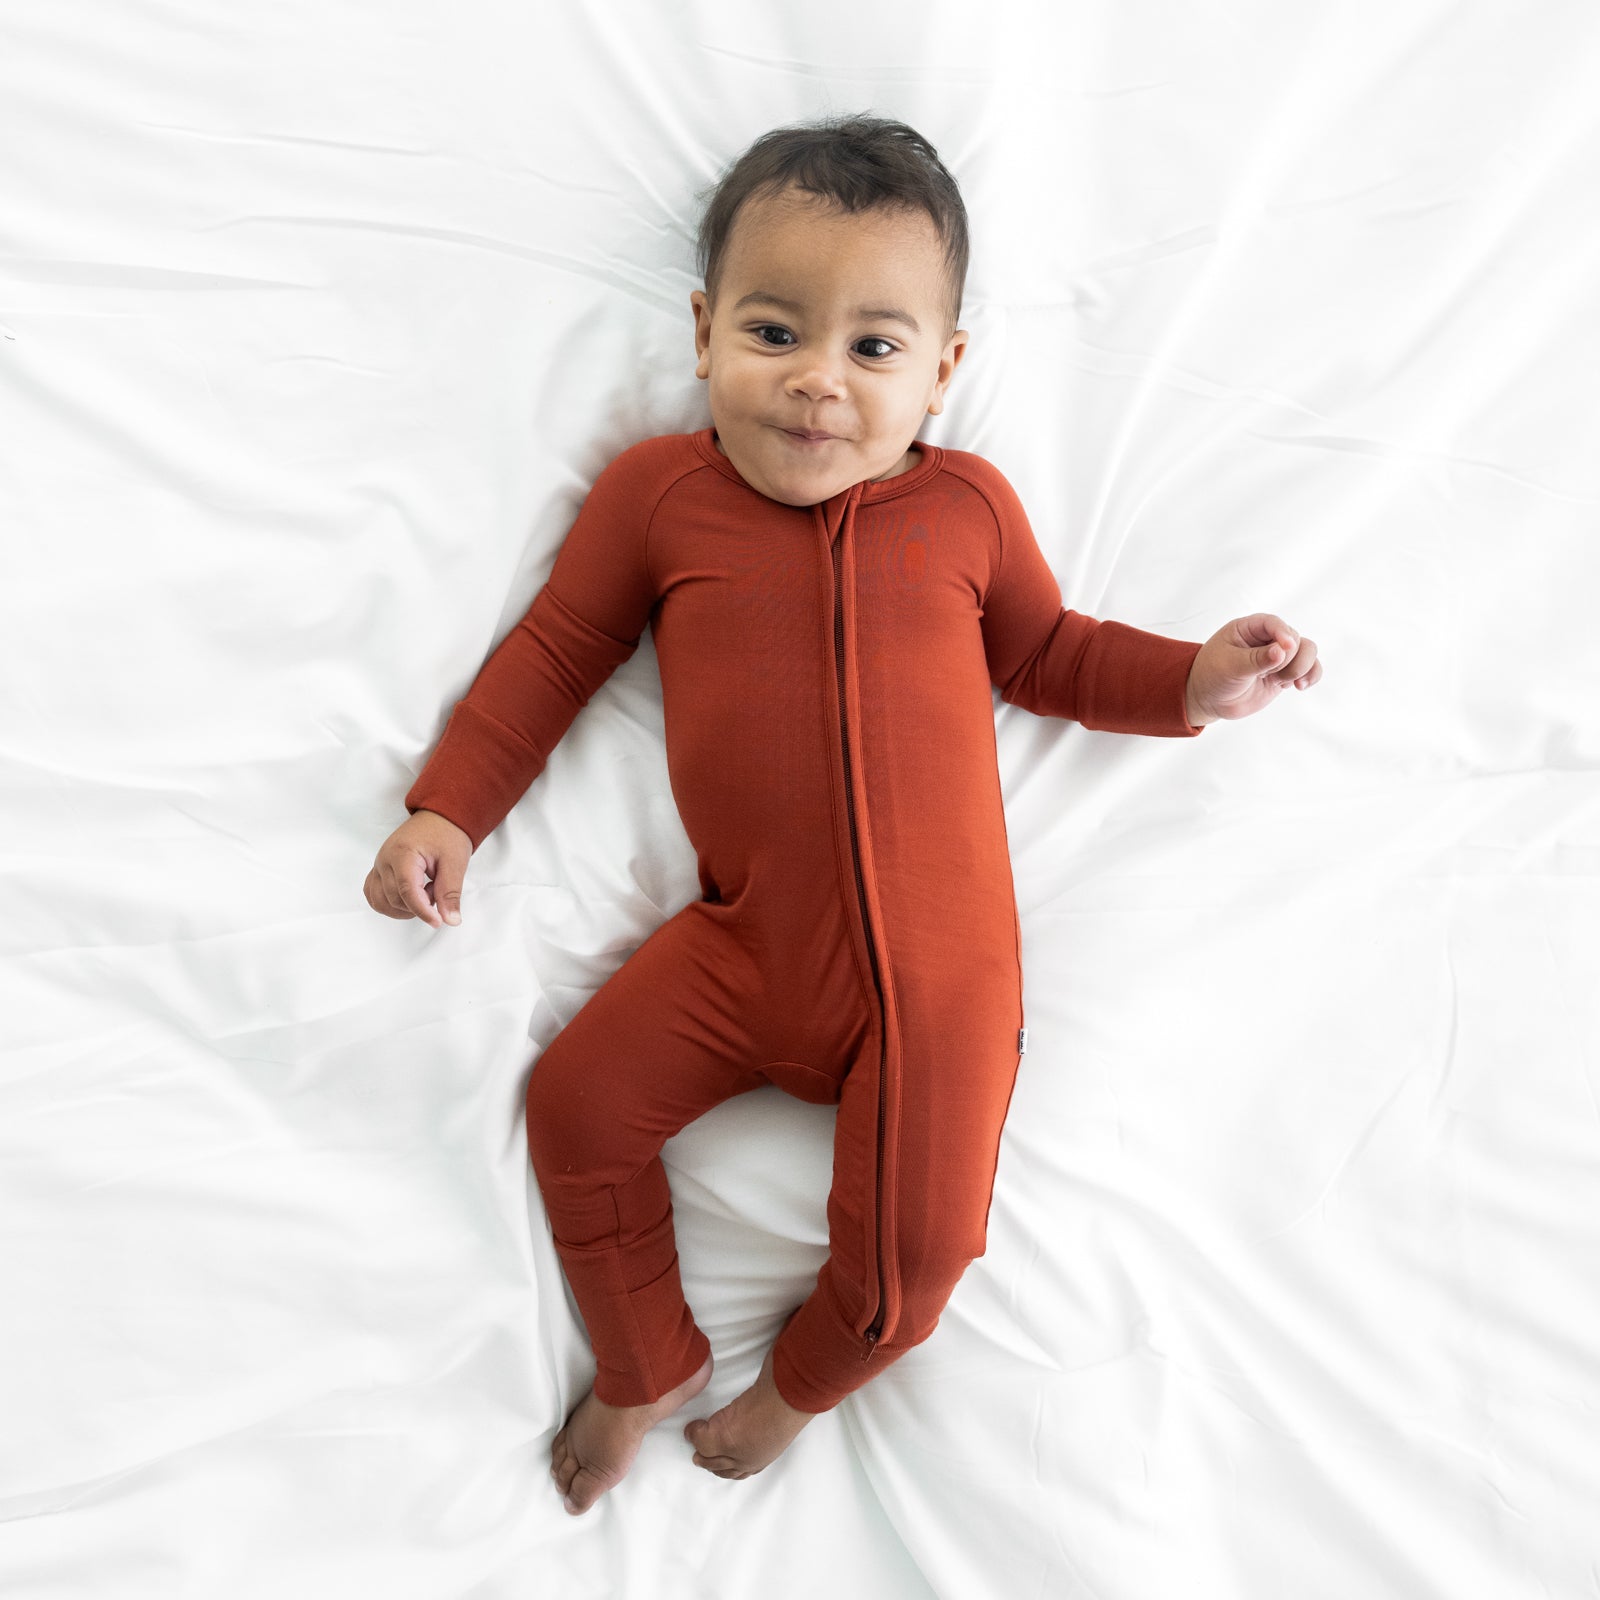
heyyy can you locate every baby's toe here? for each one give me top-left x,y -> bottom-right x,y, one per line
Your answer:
684,1420 -> 728,1465
550,1429 -> 579,1496
563,1464 -> 613,1516
689,1440 -> 742,1474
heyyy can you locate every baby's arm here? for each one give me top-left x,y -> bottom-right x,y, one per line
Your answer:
970,459 -> 1322,732
361,443 -> 661,927
971,460 -> 1205,736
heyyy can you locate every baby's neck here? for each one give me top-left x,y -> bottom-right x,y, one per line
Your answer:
872,447 -> 919,481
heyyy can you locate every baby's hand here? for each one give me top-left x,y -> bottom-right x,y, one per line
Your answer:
1185,613 -> 1322,726
363,810 -> 472,928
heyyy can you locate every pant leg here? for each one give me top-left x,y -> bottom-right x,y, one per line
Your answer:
769,961 -> 1025,1413
526,900 -> 765,1406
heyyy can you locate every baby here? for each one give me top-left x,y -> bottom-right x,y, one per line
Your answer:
363,114 -> 1322,1516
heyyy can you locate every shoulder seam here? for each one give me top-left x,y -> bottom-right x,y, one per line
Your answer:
937,452 -> 1009,596
613,436 -> 718,597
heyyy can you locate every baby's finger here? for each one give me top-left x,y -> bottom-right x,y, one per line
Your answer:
1234,612 -> 1293,650
396,854 -> 443,927
368,868 -> 415,921
1253,634 -> 1299,677
363,868 -> 406,919
374,861 -> 415,919
430,843 -> 468,928
378,858 -> 432,923
1268,634 -> 1316,681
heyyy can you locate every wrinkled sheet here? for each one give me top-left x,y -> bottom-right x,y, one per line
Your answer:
4,2 -> 1599,1596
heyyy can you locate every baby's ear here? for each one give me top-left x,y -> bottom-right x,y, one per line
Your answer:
690,290 -> 713,377
926,329 -> 969,414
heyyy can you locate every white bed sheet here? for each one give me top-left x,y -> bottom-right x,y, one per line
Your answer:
4,2 -> 1599,1596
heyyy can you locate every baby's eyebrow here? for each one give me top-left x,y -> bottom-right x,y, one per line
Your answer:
854,307 -> 922,335
733,291 -> 921,336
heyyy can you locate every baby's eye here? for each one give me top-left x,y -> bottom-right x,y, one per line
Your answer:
755,325 -> 794,347
855,338 -> 896,360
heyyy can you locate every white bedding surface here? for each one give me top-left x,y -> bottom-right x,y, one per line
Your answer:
5,3 -> 1598,1596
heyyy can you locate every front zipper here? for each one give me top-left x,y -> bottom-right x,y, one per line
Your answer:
830,517 -> 889,1353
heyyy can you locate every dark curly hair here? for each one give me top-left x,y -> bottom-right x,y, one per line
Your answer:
695,113 -> 969,336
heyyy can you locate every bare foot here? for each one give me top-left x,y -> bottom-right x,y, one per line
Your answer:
682,1346 -> 815,1480
550,1355 -> 713,1515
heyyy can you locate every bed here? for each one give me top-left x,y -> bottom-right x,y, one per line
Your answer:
4,2 -> 1597,1595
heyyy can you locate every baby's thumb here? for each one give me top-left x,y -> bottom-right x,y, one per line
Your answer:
1252,638 -> 1290,674
434,849 -> 468,927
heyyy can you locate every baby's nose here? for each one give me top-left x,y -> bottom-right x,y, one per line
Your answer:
787,359 -> 848,399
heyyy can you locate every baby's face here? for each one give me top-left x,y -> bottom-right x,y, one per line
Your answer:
691,187 -> 967,506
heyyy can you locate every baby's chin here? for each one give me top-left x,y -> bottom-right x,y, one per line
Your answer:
761,477 -> 842,507
720,434 -> 913,507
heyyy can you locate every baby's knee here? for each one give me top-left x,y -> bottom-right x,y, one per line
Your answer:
891,1190 -> 994,1313
525,1038 -> 612,1178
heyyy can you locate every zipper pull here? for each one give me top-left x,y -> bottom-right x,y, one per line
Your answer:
1018,1027 -> 1028,1055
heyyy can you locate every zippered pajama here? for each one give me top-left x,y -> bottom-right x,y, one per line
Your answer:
404,428 -> 1204,1412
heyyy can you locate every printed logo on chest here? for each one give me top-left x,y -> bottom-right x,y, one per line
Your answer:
896,535 -> 928,584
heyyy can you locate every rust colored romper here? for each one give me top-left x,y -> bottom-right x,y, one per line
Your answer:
404,428 -> 1204,1413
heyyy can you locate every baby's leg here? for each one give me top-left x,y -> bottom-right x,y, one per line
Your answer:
681,1000 -> 1021,1479
677,1023 -> 909,1477
747,974 -> 1022,1430
527,903 -> 766,1513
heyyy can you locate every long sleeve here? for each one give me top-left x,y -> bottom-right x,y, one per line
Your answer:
403,445 -> 664,849
970,459 -> 1205,738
